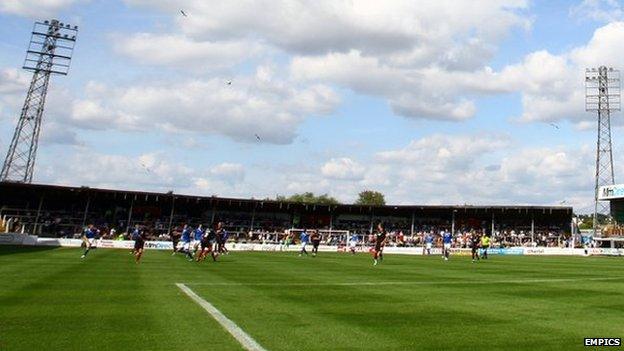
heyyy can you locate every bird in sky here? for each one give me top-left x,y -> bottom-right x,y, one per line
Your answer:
549,122 -> 560,129
226,80 -> 232,85
180,10 -> 188,17
140,163 -> 152,174
255,134 -> 261,141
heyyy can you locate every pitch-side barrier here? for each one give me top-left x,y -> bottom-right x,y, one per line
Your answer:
0,233 -> 622,256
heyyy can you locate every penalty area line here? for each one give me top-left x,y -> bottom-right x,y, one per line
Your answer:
176,283 -> 267,351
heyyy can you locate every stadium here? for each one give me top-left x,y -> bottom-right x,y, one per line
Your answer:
1,3 -> 624,351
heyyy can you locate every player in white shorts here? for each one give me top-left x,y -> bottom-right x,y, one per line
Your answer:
349,234 -> 358,254
425,236 -> 433,254
442,230 -> 452,260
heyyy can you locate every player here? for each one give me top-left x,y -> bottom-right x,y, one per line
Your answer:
480,234 -> 490,259
299,229 -> 309,256
282,232 -> 293,251
197,227 -> 217,262
310,230 -> 321,257
180,224 -> 193,261
80,224 -> 97,259
130,224 -> 141,254
442,230 -> 452,261
192,224 -> 204,258
373,222 -> 387,266
170,229 -> 181,256
470,231 -> 480,262
349,233 -> 359,254
133,227 -> 147,264
424,232 -> 433,255
216,222 -> 229,255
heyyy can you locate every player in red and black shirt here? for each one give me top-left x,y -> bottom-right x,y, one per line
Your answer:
310,230 -> 321,257
133,228 -> 147,264
373,222 -> 387,266
170,229 -> 181,256
470,231 -> 481,262
197,227 -> 217,262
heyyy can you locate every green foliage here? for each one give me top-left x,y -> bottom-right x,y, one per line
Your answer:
355,190 -> 386,206
276,192 -> 340,205
576,213 -> 610,229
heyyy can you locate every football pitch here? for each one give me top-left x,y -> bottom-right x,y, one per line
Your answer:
1,246 -> 623,350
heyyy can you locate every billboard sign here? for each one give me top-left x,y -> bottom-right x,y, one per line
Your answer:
598,184 -> 624,200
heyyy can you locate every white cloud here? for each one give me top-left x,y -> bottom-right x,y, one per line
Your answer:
0,0 -> 83,17
36,149 -> 249,196
0,68 -> 28,120
505,21 -> 624,125
63,67 -> 339,144
126,0 -> 529,58
117,1 -> 530,121
321,157 -> 365,180
209,163 -> 245,184
364,135 -> 594,208
113,33 -> 264,70
570,0 -> 624,22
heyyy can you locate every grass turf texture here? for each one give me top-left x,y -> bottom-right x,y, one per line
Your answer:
0,247 -> 623,351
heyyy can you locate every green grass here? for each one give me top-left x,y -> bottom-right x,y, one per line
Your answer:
1,246 -> 623,351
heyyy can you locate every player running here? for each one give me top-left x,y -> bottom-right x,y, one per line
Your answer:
197,227 -> 217,262
170,229 -> 180,256
133,227 -> 147,263
310,230 -> 321,257
299,229 -> 310,256
373,222 -> 387,266
442,230 -> 452,261
470,231 -> 481,262
349,233 -> 359,254
192,224 -> 204,258
80,224 -> 97,259
216,222 -> 229,255
180,224 -> 193,261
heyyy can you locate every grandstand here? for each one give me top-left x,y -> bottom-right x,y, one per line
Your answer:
0,182 -> 572,246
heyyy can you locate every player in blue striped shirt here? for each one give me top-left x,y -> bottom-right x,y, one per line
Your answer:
299,229 -> 309,256
80,224 -> 97,259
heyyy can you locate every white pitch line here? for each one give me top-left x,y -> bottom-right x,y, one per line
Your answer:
184,276 -> 624,287
176,283 -> 267,351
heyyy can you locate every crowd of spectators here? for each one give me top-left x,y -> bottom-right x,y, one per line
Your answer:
1,208 -> 572,248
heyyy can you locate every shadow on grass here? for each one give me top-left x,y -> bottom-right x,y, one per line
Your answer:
0,245 -> 61,256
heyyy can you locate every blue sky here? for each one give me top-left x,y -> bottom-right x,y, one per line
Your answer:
0,0 -> 623,212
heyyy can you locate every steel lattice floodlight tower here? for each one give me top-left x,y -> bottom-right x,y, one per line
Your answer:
0,19 -> 77,183
585,66 -> 621,235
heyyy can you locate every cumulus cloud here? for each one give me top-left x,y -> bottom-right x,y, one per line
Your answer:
126,0 -> 529,58
113,33 -> 264,70
117,0 -> 530,121
0,0 -> 83,17
321,157 -> 365,180
36,149 -> 248,196
504,21 -> 624,125
363,135 -> 593,208
209,163 -> 245,184
570,0 -> 624,23
0,68 -> 29,119
64,67 -> 339,144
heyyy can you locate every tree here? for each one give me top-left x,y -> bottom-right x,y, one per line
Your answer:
276,192 -> 340,205
355,190 -> 386,206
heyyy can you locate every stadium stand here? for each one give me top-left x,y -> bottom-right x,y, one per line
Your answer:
0,182 -> 573,247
